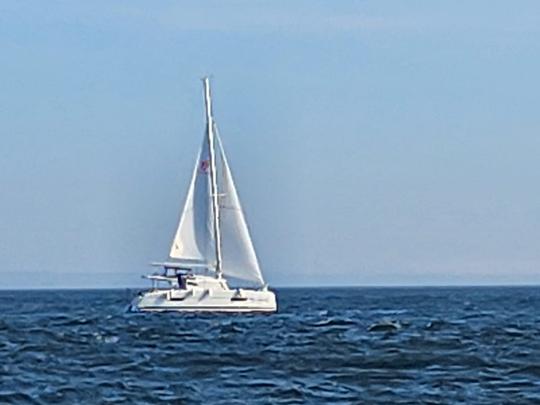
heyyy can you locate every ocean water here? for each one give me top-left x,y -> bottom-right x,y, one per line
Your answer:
0,287 -> 539,404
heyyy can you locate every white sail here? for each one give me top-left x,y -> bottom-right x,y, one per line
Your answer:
168,78 -> 264,288
169,137 -> 215,266
215,130 -> 265,287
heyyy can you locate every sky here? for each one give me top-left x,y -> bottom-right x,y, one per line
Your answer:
1,1 -> 539,288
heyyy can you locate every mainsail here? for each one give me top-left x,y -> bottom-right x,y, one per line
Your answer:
168,79 -> 265,288
169,137 -> 215,266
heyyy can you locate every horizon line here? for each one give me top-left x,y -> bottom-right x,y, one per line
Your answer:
1,283 -> 540,292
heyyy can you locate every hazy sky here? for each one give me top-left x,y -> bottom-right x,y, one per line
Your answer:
1,1 -> 539,288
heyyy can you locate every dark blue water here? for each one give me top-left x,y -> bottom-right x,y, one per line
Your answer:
1,287 -> 540,403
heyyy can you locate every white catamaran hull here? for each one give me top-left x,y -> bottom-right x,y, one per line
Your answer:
131,289 -> 276,313
131,274 -> 277,313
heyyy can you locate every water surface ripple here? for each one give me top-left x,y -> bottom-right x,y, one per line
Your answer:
1,287 -> 539,403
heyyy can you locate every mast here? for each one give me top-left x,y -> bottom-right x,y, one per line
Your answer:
203,77 -> 223,278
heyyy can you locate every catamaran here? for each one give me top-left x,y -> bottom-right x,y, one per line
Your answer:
130,78 -> 277,312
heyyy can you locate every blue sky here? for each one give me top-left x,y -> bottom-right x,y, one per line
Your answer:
1,1 -> 539,288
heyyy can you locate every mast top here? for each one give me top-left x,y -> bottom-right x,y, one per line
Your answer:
202,76 -> 213,121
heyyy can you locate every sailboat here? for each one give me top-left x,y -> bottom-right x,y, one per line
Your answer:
130,77 -> 277,313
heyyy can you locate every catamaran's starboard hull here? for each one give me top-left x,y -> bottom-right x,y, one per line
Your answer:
130,288 -> 277,313
132,307 -> 276,313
